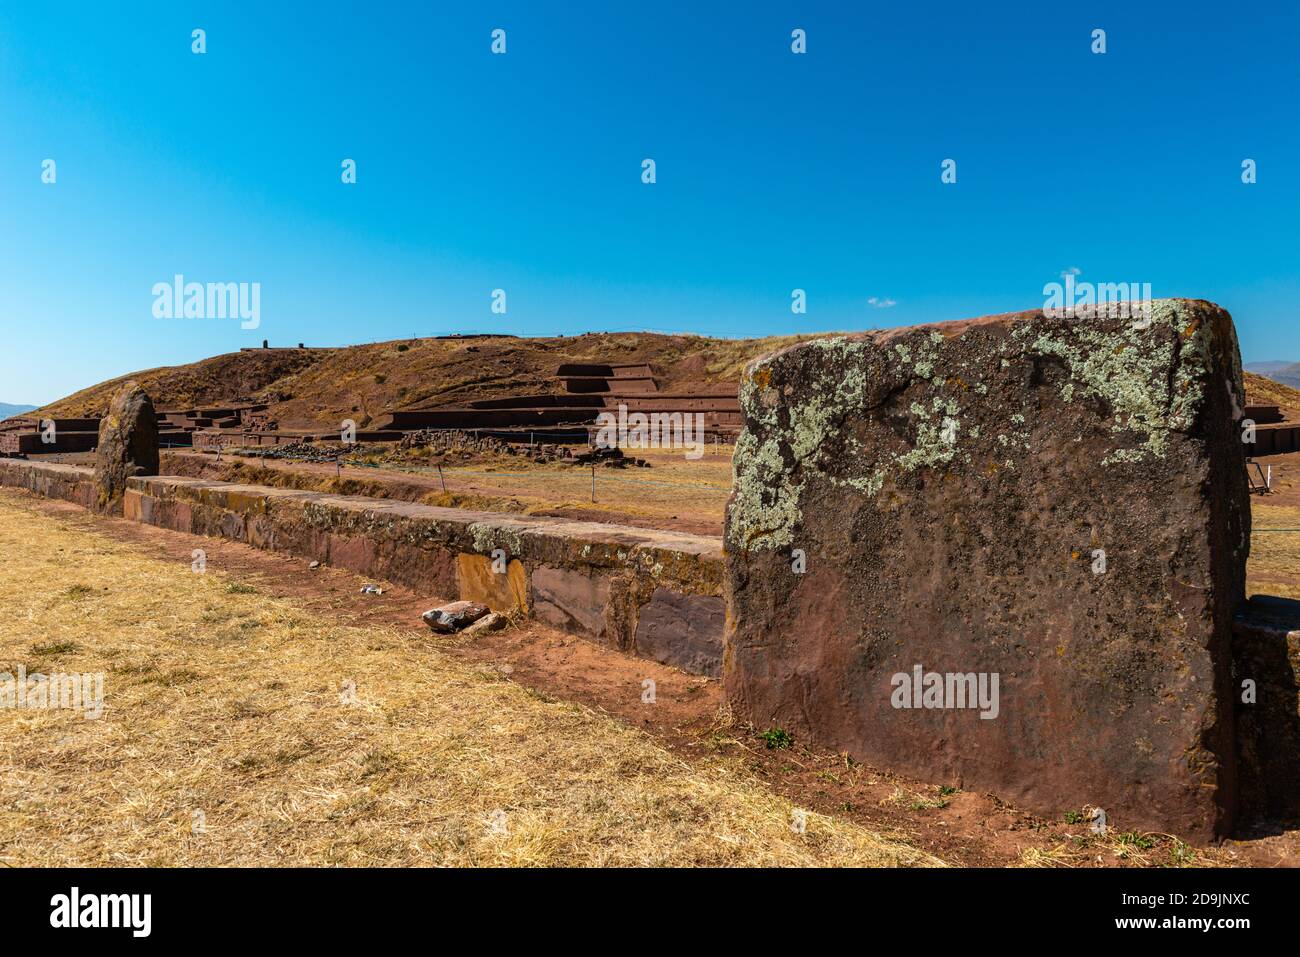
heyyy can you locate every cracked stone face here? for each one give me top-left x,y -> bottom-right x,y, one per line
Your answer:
724,299 -> 1249,842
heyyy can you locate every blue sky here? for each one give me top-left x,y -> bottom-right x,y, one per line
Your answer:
2,1 -> 1297,404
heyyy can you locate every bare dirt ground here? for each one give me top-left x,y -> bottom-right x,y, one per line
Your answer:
4,489 -> 1294,866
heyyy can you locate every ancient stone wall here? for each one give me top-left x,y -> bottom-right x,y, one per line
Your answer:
0,459 -> 724,676
724,300 -> 1250,841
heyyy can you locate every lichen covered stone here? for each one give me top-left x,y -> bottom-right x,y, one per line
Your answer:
92,381 -> 159,515
724,299 -> 1249,841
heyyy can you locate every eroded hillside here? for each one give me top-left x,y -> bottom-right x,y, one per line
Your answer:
32,333 -> 823,430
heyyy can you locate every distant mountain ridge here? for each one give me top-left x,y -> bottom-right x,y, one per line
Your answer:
1246,361 -> 1300,391
0,402 -> 37,420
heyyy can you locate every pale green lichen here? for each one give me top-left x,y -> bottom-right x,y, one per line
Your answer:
1013,299 -> 1220,465
469,522 -> 524,556
896,397 -> 960,471
728,421 -> 805,551
727,300 -> 1227,552
728,338 -> 879,550
729,335 -> 960,551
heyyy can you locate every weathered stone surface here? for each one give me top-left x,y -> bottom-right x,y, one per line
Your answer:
93,382 -> 159,514
457,553 -> 528,613
633,588 -> 725,677
422,600 -> 490,633
0,458 -> 727,677
461,611 -> 507,636
1232,596 -> 1300,822
532,565 -> 611,639
0,459 -> 96,508
725,299 -> 1249,841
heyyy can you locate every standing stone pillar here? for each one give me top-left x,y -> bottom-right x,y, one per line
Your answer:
93,381 -> 160,515
725,299 -> 1248,842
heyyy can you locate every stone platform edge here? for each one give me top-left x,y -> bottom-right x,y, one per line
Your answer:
0,459 -> 726,676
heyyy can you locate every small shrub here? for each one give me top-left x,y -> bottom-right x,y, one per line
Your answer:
1117,831 -> 1156,850
760,727 -> 793,750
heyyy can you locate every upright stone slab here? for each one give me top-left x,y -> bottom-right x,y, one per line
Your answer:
93,381 -> 159,515
725,300 -> 1248,841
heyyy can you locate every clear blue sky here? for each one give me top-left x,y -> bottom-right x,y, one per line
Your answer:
2,1 -> 1297,404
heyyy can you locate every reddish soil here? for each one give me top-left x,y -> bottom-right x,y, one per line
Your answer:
13,491 -> 1298,867
1251,450 -> 1300,509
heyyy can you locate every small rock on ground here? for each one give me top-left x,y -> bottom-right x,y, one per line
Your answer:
422,600 -> 490,633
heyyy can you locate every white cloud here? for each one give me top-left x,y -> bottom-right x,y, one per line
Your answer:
867,296 -> 897,309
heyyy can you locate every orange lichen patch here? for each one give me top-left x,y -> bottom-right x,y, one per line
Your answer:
457,552 -> 528,613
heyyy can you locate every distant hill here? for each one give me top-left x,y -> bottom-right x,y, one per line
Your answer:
0,402 -> 37,420
1244,371 -> 1300,419
35,336 -> 1300,434
1246,361 -> 1300,391
30,334 -> 820,431
33,349 -> 326,424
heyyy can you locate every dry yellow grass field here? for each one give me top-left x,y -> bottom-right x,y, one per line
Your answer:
1247,503 -> 1300,601
0,490 -> 938,867
393,446 -> 736,528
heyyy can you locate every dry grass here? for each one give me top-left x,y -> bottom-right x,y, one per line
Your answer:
0,490 -> 938,867
1016,832 -> 1209,869
414,448 -> 735,526
175,446 -> 736,532
1247,503 -> 1300,601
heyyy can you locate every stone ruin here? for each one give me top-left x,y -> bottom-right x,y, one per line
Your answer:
725,299 -> 1249,842
93,381 -> 159,514
377,363 -> 742,443
1,299 -> 1291,841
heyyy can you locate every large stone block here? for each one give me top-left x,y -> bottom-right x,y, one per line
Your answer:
532,565 -> 611,639
93,382 -> 159,515
725,300 -> 1249,841
1232,597 -> 1300,821
633,588 -> 725,677
457,553 -> 528,613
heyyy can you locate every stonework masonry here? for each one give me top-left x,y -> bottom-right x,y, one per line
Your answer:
4,300 -> 1297,840
0,459 -> 724,677
725,299 -> 1249,842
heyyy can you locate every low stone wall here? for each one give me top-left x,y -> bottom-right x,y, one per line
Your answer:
0,459 -> 97,508
3,446 -> 1298,838
1232,597 -> 1300,822
0,458 -> 724,676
